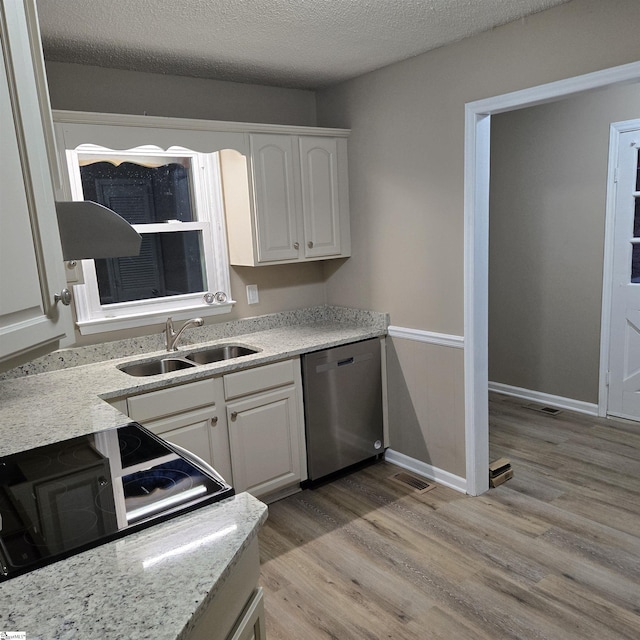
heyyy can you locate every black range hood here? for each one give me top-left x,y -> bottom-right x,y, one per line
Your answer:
55,201 -> 142,260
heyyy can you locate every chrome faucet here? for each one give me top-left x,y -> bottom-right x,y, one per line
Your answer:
165,317 -> 204,351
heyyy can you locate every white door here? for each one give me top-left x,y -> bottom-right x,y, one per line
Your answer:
608,126 -> 640,421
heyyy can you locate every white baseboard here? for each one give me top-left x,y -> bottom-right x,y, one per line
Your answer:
488,381 -> 599,416
384,449 -> 467,494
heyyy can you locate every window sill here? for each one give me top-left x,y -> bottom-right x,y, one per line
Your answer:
75,299 -> 235,336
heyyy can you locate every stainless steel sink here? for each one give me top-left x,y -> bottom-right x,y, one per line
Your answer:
118,345 -> 258,376
185,345 -> 258,365
118,357 -> 196,377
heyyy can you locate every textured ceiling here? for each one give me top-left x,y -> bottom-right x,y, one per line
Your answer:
36,0 -> 571,90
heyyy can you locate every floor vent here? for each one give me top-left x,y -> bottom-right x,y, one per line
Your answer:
524,403 -> 562,416
390,472 -> 436,493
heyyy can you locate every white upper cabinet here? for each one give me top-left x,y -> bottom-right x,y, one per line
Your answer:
222,131 -> 351,266
299,136 -> 342,259
0,1 -> 72,371
251,134 -> 300,263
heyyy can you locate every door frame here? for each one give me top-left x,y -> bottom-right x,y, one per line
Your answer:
599,118 -> 640,419
463,60 -> 640,496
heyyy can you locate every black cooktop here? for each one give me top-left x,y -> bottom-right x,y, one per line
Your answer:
0,422 -> 234,581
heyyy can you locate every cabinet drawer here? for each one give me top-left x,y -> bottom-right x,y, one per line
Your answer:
224,359 -> 296,400
127,378 -> 218,422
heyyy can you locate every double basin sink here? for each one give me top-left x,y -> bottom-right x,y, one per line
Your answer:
118,345 -> 259,377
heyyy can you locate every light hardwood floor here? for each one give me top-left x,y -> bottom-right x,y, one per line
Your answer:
258,393 -> 640,639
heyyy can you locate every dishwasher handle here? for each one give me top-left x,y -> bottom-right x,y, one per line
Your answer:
315,351 -> 373,374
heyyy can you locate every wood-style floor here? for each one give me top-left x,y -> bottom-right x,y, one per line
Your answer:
258,393 -> 640,639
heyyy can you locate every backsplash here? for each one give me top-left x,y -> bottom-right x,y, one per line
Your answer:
1,305 -> 388,379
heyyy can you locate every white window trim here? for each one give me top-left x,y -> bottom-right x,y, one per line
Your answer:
59,140 -> 235,335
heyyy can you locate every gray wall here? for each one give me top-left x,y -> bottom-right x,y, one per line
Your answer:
44,62 -> 327,346
316,0 -> 640,478
45,61 -> 317,126
489,84 -> 640,404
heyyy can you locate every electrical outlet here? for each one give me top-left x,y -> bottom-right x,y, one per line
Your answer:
246,284 -> 259,305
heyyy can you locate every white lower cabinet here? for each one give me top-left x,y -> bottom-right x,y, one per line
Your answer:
185,538 -> 265,640
126,378 -> 232,484
228,588 -> 266,640
124,358 -> 306,499
226,385 -> 302,497
224,358 -> 306,500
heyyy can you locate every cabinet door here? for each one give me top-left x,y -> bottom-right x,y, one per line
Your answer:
135,405 -> 232,485
299,136 -> 342,258
227,386 -> 302,497
250,134 -> 300,263
0,1 -> 71,368
228,588 -> 266,640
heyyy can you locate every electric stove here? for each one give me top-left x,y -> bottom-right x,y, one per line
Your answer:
0,422 -> 234,581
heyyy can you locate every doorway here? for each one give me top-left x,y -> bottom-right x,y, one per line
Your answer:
602,120 -> 640,422
464,61 -> 640,496
488,90 -> 640,419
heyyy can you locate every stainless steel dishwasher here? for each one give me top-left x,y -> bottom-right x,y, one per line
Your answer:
302,338 -> 384,482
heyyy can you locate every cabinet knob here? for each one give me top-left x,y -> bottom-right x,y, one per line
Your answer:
211,416 -> 218,426
307,240 -> 314,249
54,288 -> 72,306
293,242 -> 300,250
230,411 -> 238,421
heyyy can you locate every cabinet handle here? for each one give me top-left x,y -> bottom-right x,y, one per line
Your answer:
293,242 -> 300,250
230,411 -> 238,421
307,240 -> 314,249
54,288 -> 72,306
210,416 -> 218,426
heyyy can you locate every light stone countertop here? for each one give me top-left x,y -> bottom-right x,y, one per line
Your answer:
0,318 -> 386,458
0,305 -> 387,639
0,492 -> 268,640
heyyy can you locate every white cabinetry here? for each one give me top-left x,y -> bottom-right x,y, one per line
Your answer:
0,0 -> 72,370
249,134 -> 300,263
299,136 -> 343,259
224,359 -> 306,499
222,132 -> 350,266
185,538 -> 265,640
126,378 -> 232,483
124,358 -> 306,498
228,588 -> 266,640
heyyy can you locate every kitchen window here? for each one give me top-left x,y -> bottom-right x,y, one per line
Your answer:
62,142 -> 233,334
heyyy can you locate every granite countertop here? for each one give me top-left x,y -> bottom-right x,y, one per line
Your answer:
0,493 -> 268,640
0,309 -> 387,458
0,305 -> 387,639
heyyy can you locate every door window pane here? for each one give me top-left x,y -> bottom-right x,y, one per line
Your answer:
632,243 -> 640,284
634,197 -> 640,237
636,147 -> 640,191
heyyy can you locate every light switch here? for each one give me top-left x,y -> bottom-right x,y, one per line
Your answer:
246,284 -> 259,305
